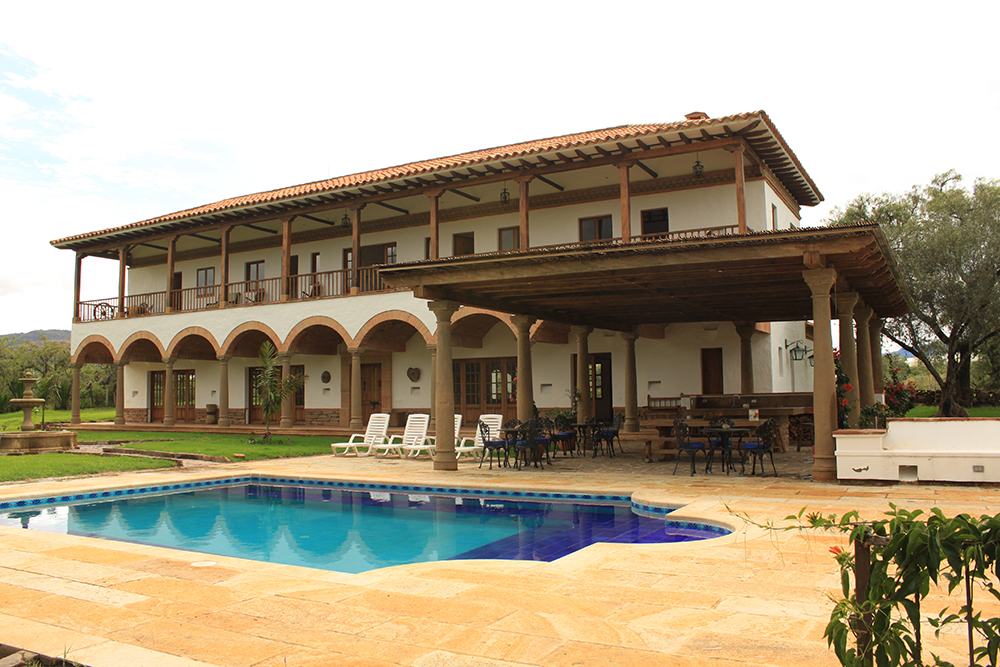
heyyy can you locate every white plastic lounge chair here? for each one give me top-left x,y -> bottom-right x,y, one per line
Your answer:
456,414 -> 503,459
378,413 -> 431,458
333,412 -> 390,456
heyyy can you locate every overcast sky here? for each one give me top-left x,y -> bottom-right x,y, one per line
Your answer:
2,0 -> 998,334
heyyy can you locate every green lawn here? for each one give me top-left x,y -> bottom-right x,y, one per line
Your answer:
905,405 -> 1000,418
0,407 -> 115,432
92,433 -> 343,461
0,453 -> 176,483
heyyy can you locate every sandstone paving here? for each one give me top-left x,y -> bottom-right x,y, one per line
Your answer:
1,447 -> 999,665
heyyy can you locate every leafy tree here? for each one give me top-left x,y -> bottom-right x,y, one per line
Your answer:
827,172 -> 1000,416
252,341 -> 306,434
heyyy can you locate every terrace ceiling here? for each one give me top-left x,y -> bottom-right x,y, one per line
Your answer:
379,225 -> 911,331
50,110 -> 822,260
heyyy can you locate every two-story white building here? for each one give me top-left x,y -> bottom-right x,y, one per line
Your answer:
51,110 -> 909,480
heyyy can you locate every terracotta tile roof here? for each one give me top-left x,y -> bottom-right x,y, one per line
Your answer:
51,111 -> 821,249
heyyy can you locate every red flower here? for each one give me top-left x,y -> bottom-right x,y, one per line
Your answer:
844,384 -> 854,392
839,398 -> 848,407
829,545 -> 844,556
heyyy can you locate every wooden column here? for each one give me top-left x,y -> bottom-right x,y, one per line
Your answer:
71,362 -> 82,425
619,161 -> 634,241
732,145 -> 747,233
219,226 -> 231,308
871,317 -> 885,395
350,204 -> 365,294
281,216 -> 294,302
164,236 -> 177,313
279,352 -> 293,428
734,322 -> 757,394
571,326 -> 593,423
427,190 -> 442,260
426,343 -> 437,430
163,358 -> 176,427
349,348 -> 364,430
805,269 -> 838,481
73,253 -> 83,322
114,360 -> 126,426
855,305 -> 876,411
217,354 -> 231,427
516,175 -> 533,249
621,329 -> 639,432
511,315 -> 536,423
117,246 -> 128,318
429,300 -> 460,471
836,293 -> 860,427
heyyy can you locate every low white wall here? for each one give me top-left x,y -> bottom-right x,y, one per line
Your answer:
836,419 -> 1000,483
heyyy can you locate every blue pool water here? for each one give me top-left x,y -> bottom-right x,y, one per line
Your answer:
0,482 -> 724,574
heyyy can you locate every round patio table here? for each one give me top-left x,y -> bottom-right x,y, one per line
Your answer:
701,426 -> 751,474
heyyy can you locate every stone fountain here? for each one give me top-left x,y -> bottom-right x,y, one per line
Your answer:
1,370 -> 77,454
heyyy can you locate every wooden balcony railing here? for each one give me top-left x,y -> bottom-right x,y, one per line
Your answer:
74,225 -> 737,323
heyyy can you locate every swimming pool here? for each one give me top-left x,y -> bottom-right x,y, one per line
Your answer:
0,477 -> 727,574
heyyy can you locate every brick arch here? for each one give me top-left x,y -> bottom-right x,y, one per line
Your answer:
453,307 -> 517,338
166,327 -> 221,360
118,331 -> 166,363
71,334 -> 117,364
220,321 -> 283,357
355,310 -> 433,348
284,316 -> 352,354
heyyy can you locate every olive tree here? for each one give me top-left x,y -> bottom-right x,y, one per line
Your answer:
827,171 -> 1000,416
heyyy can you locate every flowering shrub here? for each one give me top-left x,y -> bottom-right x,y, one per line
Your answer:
834,349 -> 854,429
883,366 -> 917,417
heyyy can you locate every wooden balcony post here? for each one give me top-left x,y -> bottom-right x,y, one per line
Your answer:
350,204 -> 365,294
164,236 -> 177,313
219,226 -> 231,308
515,175 -> 533,249
733,144 -> 747,233
619,161 -> 635,241
281,216 -> 294,302
73,252 -> 83,323
805,269 -> 838,481
117,246 -> 128,318
426,189 -> 443,260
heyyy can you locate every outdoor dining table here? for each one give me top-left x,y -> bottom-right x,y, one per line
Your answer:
700,426 -> 752,474
572,423 -> 591,455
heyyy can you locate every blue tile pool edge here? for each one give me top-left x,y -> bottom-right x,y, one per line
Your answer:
0,474 -> 730,538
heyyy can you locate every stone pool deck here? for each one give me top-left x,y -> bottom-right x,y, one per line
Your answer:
1,444 -> 997,666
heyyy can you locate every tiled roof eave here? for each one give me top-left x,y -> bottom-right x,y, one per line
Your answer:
51,111 -> 821,249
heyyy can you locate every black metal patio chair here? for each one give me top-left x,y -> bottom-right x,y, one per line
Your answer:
478,419 -> 510,470
672,419 -> 707,476
741,418 -> 778,476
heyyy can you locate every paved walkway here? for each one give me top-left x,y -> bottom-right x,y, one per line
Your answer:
0,441 -> 995,666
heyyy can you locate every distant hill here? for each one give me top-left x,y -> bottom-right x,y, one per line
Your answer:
2,330 -> 71,344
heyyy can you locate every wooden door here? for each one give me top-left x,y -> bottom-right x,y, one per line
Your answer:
701,348 -> 724,394
150,371 -> 164,422
248,367 -> 264,424
361,363 -> 381,423
591,353 -> 613,421
174,370 -> 196,422
453,358 -> 517,423
170,272 -> 182,310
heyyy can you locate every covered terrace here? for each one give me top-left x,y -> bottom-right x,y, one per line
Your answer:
380,222 -> 911,481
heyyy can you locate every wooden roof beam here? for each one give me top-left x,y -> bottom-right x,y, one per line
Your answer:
555,152 -> 576,163
446,188 -> 481,203
594,146 -> 614,158
140,242 -> 168,251
375,201 -> 410,215
245,224 -> 278,235
189,233 -> 221,244
299,214 -> 339,226
575,149 -> 593,160
534,174 -> 564,192
635,160 -> 658,179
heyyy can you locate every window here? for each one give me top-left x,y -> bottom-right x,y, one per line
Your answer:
772,204 -> 778,230
580,216 -> 613,242
310,252 -> 320,274
196,267 -> 215,297
641,208 -> 669,236
245,260 -> 264,282
499,227 -> 520,251
453,232 -> 475,256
